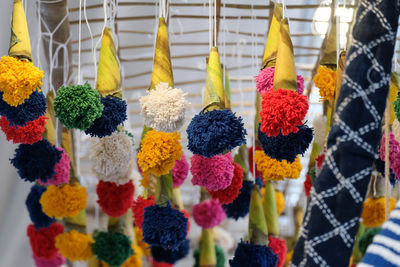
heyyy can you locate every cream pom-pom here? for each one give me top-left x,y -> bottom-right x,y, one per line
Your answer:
130,165 -> 144,199
313,115 -> 327,147
90,131 -> 133,183
140,82 -> 188,132
392,119 -> 400,142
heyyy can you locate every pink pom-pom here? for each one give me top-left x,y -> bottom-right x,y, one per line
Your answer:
33,254 -> 66,267
172,154 -> 189,187
268,235 -> 287,267
297,75 -> 305,95
190,153 -> 234,191
379,132 -> 400,178
39,148 -> 70,186
256,67 -> 275,94
193,199 -> 225,229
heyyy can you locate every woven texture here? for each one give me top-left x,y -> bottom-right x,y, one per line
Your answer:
291,1 -> 399,266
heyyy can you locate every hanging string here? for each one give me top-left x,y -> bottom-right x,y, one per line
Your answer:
384,98 -> 390,220
209,0 -> 212,50
78,0 -> 82,84
93,0 -> 108,83
214,0 -> 217,47
84,0 -> 97,78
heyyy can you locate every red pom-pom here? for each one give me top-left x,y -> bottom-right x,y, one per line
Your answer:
315,153 -> 325,169
27,223 -> 64,259
0,116 -> 47,144
96,180 -> 134,217
260,89 -> 309,136
268,235 -> 287,267
132,195 -> 155,230
208,162 -> 244,204
248,146 -> 263,178
304,173 -> 313,197
182,209 -> 191,233
151,258 -> 173,267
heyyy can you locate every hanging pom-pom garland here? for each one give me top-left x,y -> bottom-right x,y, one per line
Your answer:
361,197 -> 396,227
140,82 -> 188,132
187,109 -> 247,158
254,150 -> 302,181
27,223 -> 64,259
0,56 -> 44,106
0,91 -> 46,126
142,204 -> 188,250
11,139 -> 62,182
33,254 -> 66,267
40,184 -> 87,218
258,123 -> 313,163
208,162 -> 244,204
25,185 -> 55,229
54,82 -> 103,130
85,95 -> 127,138
172,154 -> 189,187
193,199 -> 226,229
132,195 -> 155,230
55,230 -> 94,261
137,130 -> 183,176
151,239 -> 190,264
313,65 -> 337,101
90,131 -> 133,183
260,89 -> 309,137
96,180 -> 134,217
229,240 -> 278,267
92,231 -> 133,266
223,180 -> 252,220
39,148 -> 70,186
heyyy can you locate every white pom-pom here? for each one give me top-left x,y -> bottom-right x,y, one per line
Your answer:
130,166 -> 144,199
313,115 -> 327,147
90,131 -> 133,184
140,82 -> 188,132
393,119 -> 400,142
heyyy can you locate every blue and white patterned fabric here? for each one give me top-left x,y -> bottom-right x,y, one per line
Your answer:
359,200 -> 400,267
291,1 -> 399,266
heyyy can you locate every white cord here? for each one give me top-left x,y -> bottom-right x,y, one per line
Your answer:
84,0 -> 97,78
78,0 -> 82,84
214,0 -> 217,47
209,0 -> 212,50
93,0 -> 108,83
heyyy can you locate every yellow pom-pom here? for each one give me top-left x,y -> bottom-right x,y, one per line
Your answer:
254,150 -> 302,181
137,130 -> 183,176
135,227 -> 151,256
0,56 -> 44,106
313,66 -> 336,101
40,184 -> 87,218
361,196 -> 396,227
55,230 -> 94,261
275,190 -> 285,216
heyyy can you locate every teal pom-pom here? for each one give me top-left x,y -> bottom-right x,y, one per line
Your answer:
54,82 -> 103,130
92,231 -> 133,266
359,227 -> 382,256
193,245 -> 225,267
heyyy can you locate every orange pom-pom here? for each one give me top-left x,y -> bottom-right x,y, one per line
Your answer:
254,150 -> 301,181
361,196 -> 396,227
313,66 -> 337,101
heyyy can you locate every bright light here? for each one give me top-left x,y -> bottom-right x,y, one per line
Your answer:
311,0 -> 354,48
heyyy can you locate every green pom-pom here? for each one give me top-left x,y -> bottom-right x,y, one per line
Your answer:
193,245 -> 225,267
92,231 -> 133,266
394,95 -> 400,121
54,82 -> 103,130
358,227 -> 381,256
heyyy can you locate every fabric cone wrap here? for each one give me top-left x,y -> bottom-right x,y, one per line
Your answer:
319,16 -> 337,68
223,65 -> 231,109
249,184 -> 268,245
234,145 -> 250,180
155,172 -> 173,207
262,3 -> 283,69
96,27 -> 122,98
204,47 -> 225,111
150,17 -> 174,90
199,229 -> 217,267
263,181 -> 279,236
9,0 -> 32,60
291,1 -> 400,266
273,18 -> 297,92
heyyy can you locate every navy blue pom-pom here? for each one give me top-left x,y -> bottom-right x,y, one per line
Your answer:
258,123 -> 313,163
85,96 -> 127,138
0,91 -> 46,126
25,184 -> 55,229
151,238 -> 190,264
187,109 -> 247,157
375,157 -> 397,186
142,204 -> 188,250
229,240 -> 278,267
223,180 -> 252,220
11,139 -> 62,182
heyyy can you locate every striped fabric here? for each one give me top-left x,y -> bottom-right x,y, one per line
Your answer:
359,201 -> 400,267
